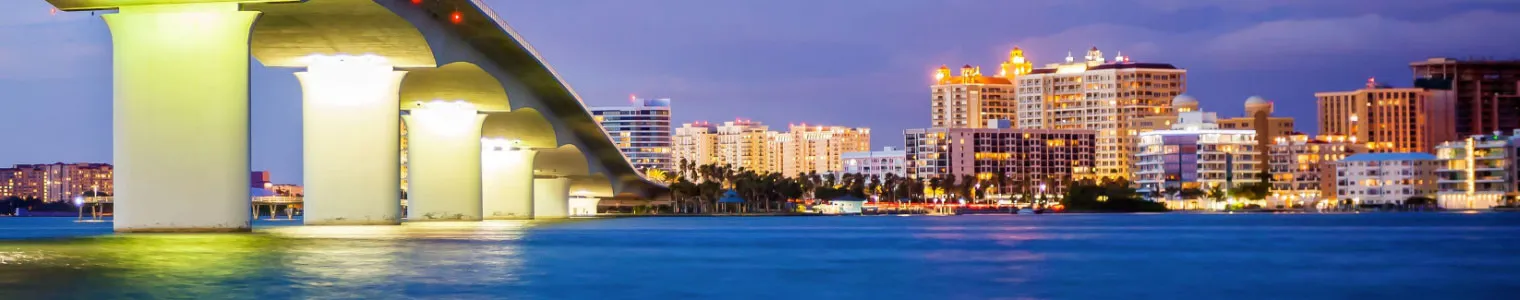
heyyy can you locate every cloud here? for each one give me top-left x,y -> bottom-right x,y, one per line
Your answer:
1202,10 -> 1520,68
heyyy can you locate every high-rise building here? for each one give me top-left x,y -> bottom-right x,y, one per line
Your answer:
1316,78 -> 1457,153
1410,58 -> 1520,137
1015,47 -> 1187,179
842,147 -> 908,179
716,120 -> 775,173
930,48 -> 1030,128
1434,130 -> 1520,210
778,124 -> 870,176
591,97 -> 673,174
672,121 -> 717,169
0,163 -> 113,202
1267,133 -> 1365,209
1335,153 -> 1438,206
1135,111 -> 1259,210
904,126 -> 1096,197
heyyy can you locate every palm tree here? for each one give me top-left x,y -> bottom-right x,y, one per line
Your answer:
927,177 -> 943,202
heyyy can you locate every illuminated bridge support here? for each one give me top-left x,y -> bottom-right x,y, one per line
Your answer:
482,140 -> 537,219
403,101 -> 486,221
533,177 -> 571,219
104,3 -> 259,232
297,55 -> 406,225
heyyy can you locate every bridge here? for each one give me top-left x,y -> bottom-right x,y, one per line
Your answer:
43,0 -> 666,232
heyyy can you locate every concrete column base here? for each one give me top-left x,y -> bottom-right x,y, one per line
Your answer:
483,143 -> 536,219
299,55 -> 406,226
403,101 -> 486,221
105,3 -> 258,233
533,177 -> 571,219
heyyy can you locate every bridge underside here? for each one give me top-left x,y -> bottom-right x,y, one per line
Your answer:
43,0 -> 666,232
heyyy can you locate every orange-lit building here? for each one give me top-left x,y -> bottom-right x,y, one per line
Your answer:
1316,78 -> 1457,153
930,47 -> 1031,129
1267,133 -> 1366,209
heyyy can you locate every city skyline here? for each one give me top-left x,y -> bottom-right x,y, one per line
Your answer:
3,1 -> 1520,183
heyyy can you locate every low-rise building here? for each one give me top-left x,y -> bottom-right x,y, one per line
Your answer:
904,122 -> 1095,198
1434,131 -> 1520,210
842,147 -> 907,179
1135,111 -> 1260,210
1267,133 -> 1365,209
1334,153 -> 1438,206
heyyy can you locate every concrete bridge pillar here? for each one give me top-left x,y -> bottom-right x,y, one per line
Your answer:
104,3 -> 259,232
482,140 -> 537,219
533,177 -> 572,219
402,101 -> 486,221
297,55 -> 406,225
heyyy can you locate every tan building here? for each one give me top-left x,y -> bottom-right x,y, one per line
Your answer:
1015,47 -> 1187,180
778,124 -> 871,176
716,120 -> 775,173
0,163 -> 113,202
1316,78 -> 1457,153
1267,133 -> 1365,209
672,121 -> 718,168
930,48 -> 1030,129
1216,96 -> 1297,168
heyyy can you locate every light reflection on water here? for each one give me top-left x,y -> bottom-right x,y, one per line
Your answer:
1,214 -> 1519,299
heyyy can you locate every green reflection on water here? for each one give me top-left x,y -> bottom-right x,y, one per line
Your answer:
0,220 -> 562,299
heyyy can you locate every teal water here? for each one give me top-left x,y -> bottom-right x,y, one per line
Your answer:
1,213 -> 1518,299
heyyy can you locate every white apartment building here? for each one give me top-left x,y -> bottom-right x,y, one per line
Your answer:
842,147 -> 907,179
1335,153 -> 1438,206
1435,131 -> 1520,210
1016,47 -> 1187,180
1135,111 -> 1259,210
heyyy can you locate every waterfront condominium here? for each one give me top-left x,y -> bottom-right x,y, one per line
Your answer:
930,47 -> 1031,129
672,120 -> 868,176
1134,111 -> 1259,210
777,124 -> 871,176
1015,47 -> 1187,180
1316,78 -> 1457,154
904,123 -> 1096,198
672,121 -> 718,169
0,163 -> 114,202
1266,133 -> 1365,209
591,97 -> 674,174
841,147 -> 908,179
1434,130 -> 1520,210
1410,58 -> 1520,137
716,120 -> 776,173
1334,153 -> 1438,206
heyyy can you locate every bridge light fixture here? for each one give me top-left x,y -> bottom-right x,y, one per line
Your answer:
451,11 -> 463,24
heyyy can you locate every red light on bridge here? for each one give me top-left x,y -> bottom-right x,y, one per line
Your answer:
411,0 -> 423,4
451,11 -> 462,24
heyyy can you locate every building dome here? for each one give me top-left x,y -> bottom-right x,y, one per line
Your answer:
1172,94 -> 1199,107
1245,96 -> 1272,115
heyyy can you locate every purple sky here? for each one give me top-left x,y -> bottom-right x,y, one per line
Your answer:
2,0 -> 1519,184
